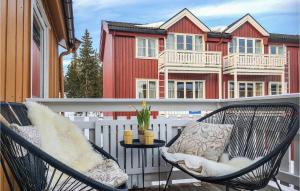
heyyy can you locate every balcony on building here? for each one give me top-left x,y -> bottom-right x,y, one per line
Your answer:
223,38 -> 287,98
157,33 -> 223,99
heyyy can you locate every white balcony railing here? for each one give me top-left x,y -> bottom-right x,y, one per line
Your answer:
223,53 -> 286,74
28,94 -> 300,190
158,50 -> 222,72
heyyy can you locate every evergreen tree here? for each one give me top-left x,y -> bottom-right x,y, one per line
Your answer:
65,52 -> 81,98
78,29 -> 101,98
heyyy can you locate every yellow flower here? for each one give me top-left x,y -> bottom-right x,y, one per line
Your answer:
141,101 -> 146,107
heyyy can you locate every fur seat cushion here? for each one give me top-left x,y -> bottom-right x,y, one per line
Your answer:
26,102 -> 103,173
161,147 -> 261,176
168,122 -> 233,161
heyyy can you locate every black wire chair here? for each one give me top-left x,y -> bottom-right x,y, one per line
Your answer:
162,103 -> 299,191
0,102 -> 128,191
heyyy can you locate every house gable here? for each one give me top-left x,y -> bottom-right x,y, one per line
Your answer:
167,16 -> 206,34
231,21 -> 265,38
225,14 -> 269,36
160,8 -> 210,33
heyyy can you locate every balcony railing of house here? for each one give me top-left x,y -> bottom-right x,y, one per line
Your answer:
28,94 -> 299,190
223,53 -> 286,74
158,50 -> 222,72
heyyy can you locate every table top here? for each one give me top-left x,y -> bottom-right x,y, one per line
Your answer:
120,139 -> 165,148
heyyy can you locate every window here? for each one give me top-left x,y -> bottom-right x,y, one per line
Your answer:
255,82 -> 263,96
170,81 -> 205,99
185,82 -> 193,98
239,39 -> 245,53
31,0 -> 49,98
229,38 -> 262,54
177,82 -> 184,98
195,81 -> 204,98
166,34 -> 175,50
166,33 -> 204,51
186,35 -> 193,51
168,81 -> 175,98
136,38 -> 158,58
269,82 -> 285,95
255,40 -> 262,54
239,83 -> 246,97
176,35 -> 184,50
229,38 -> 237,54
229,81 -> 264,98
269,45 -> 285,55
137,38 -> 146,57
136,80 -> 157,98
247,39 -> 253,54
195,36 -> 203,51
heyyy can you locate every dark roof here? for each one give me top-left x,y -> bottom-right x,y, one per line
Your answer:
106,21 -> 166,35
269,33 -> 300,44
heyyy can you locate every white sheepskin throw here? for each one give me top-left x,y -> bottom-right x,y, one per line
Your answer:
25,102 -> 103,173
161,147 -> 261,176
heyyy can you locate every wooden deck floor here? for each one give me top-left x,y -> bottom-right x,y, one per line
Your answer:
130,183 -> 279,191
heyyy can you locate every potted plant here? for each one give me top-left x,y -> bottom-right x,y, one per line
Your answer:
131,101 -> 151,144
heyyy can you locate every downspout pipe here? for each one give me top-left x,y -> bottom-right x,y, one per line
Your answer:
59,50 -> 71,98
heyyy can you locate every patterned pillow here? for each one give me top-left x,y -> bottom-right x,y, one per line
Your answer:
168,122 -> 233,161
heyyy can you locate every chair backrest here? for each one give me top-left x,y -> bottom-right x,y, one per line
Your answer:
0,102 -> 31,126
198,103 -> 299,160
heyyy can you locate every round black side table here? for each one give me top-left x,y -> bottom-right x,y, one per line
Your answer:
120,139 -> 165,190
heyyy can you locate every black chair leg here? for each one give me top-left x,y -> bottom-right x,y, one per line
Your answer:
225,185 -> 229,191
163,166 -> 173,191
273,177 -> 283,191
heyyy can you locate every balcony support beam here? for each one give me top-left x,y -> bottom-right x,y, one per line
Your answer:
218,70 -> 222,99
234,70 -> 238,98
164,69 -> 168,99
281,71 -> 285,94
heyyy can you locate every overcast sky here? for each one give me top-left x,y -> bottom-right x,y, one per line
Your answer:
63,0 -> 300,71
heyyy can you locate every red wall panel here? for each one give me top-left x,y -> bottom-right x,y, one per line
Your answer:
167,16 -> 205,35
113,35 -> 159,98
287,47 -> 300,93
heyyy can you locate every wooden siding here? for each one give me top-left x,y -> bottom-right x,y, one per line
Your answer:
0,0 -> 60,102
167,16 -> 205,34
0,0 -> 62,189
287,46 -> 300,93
231,21 -> 264,38
113,35 -> 159,98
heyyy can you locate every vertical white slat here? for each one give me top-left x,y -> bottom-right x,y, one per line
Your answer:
95,121 -> 102,147
146,117 -> 154,168
110,121 -> 117,159
279,146 -> 291,186
117,123 -> 125,169
152,119 -> 160,168
102,123 -> 110,154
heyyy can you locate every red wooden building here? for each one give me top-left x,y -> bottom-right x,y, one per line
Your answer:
100,8 -> 299,101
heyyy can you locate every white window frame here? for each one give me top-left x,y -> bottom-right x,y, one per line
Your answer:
165,33 -> 205,52
135,79 -> 159,98
268,45 -> 286,55
268,81 -> 287,95
168,80 -> 206,99
228,37 -> 264,54
31,0 -> 50,98
228,81 -> 265,98
135,37 -> 159,59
